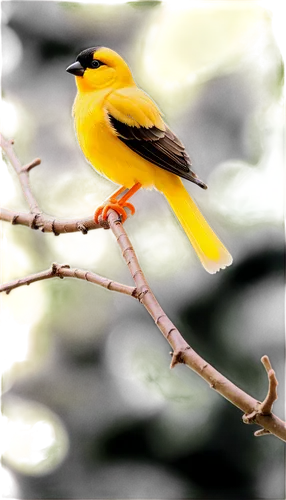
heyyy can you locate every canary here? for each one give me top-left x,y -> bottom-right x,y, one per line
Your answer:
66,47 -> 232,273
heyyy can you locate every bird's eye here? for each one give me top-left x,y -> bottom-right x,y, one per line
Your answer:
91,60 -> 101,69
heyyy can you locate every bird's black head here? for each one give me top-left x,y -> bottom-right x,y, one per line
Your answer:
66,46 -> 104,76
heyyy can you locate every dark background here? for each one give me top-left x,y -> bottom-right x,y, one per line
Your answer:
1,1 -> 284,499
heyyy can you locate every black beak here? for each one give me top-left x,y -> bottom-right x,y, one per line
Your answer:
66,61 -> 85,77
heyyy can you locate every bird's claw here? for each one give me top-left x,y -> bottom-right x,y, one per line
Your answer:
94,200 -> 135,225
119,201 -> 135,216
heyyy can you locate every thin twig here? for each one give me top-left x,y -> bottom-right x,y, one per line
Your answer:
1,134 -> 40,213
1,135 -> 286,442
0,262 -> 136,297
21,158 -> 41,173
1,134 -> 100,233
259,355 -> 278,415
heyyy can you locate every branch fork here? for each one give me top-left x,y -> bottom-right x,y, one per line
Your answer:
1,134 -> 286,442
243,356 -> 279,437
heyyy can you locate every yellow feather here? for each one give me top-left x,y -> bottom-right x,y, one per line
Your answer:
106,88 -> 165,129
68,46 -> 232,273
160,177 -> 233,273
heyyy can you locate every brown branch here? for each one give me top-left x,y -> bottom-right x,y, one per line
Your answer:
0,134 -> 100,233
1,134 -> 286,442
1,134 -> 40,213
0,262 -> 136,297
107,210 -> 286,442
0,207 -> 99,234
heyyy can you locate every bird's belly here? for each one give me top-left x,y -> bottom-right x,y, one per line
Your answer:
77,119 -> 156,189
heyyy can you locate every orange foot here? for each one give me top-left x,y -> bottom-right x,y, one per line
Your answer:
94,182 -> 142,225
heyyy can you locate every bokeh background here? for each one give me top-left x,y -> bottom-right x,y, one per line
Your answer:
1,1 -> 285,499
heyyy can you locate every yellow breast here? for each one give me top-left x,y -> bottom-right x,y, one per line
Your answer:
73,91 -> 158,189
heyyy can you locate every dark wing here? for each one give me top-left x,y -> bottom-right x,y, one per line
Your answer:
108,114 -> 207,189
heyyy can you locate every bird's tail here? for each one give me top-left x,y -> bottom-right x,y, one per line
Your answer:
162,179 -> 232,274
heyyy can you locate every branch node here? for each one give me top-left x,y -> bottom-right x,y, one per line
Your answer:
51,263 -> 70,279
106,280 -> 113,290
76,223 -> 89,235
51,263 -> 59,275
254,428 -> 271,437
123,246 -> 133,259
30,213 -> 42,230
12,214 -> 19,225
116,233 -> 126,244
155,314 -> 167,325
170,346 -> 190,368
51,262 -> 70,279
51,219 -> 60,236
132,269 -> 143,280
136,287 -> 149,303
242,410 -> 258,425
167,327 -> 177,339
97,215 -> 110,230
51,262 -> 58,274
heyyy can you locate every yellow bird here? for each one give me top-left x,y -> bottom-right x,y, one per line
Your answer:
66,47 -> 232,273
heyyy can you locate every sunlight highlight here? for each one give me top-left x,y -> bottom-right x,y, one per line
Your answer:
8,422 -> 34,460
1,404 -> 67,475
142,1 -> 271,104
